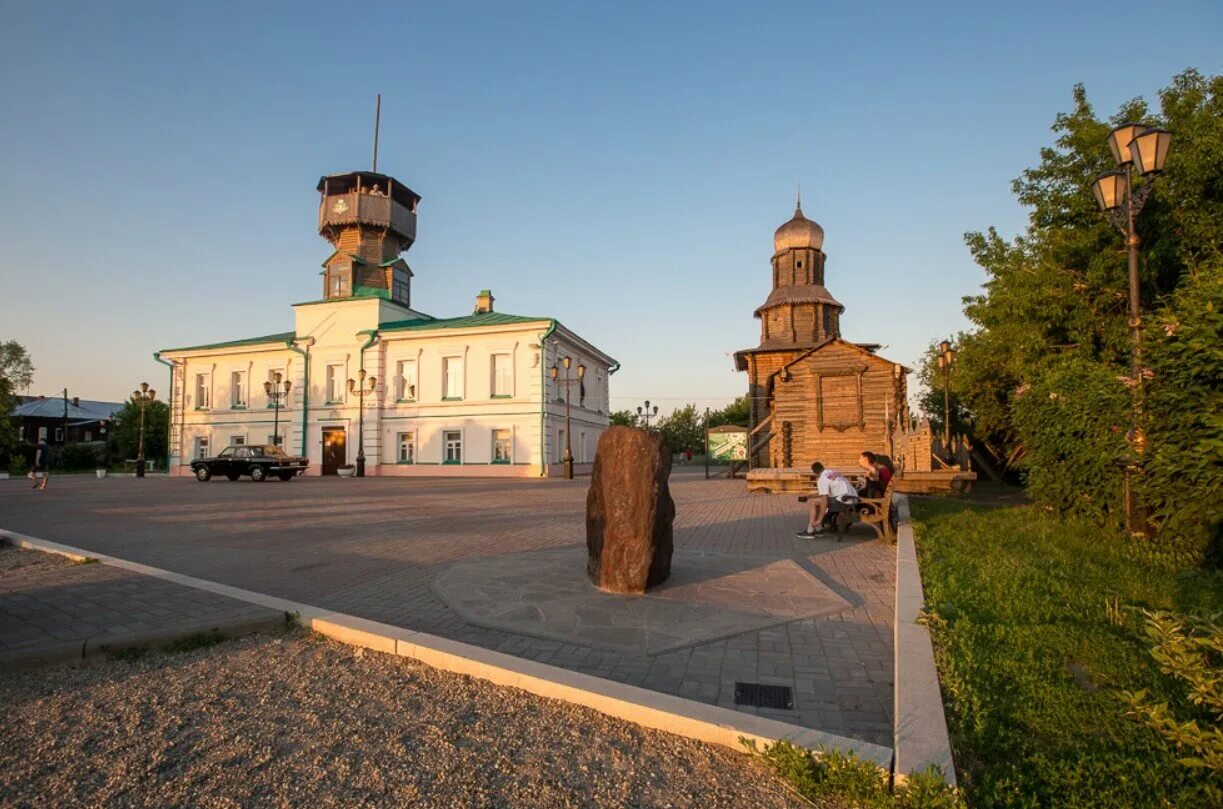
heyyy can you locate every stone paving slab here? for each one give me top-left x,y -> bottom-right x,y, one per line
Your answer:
0,471 -> 895,745
434,546 -> 852,654
0,544 -> 284,669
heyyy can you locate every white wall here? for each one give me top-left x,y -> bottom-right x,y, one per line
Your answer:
163,302 -> 614,477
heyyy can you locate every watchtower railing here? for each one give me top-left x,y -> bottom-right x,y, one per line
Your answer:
319,192 -> 417,242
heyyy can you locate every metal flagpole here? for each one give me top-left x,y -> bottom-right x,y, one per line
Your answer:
372,94 -> 381,172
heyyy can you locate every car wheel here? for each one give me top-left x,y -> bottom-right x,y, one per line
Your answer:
195,466 -> 211,482
278,472 -> 294,481
250,466 -> 268,482
226,472 -> 241,481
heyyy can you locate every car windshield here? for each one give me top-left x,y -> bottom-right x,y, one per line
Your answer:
218,447 -> 234,457
259,445 -> 289,457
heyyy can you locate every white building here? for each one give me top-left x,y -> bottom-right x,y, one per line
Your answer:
157,170 -> 617,477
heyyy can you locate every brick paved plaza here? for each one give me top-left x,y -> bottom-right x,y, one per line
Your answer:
0,470 -> 894,745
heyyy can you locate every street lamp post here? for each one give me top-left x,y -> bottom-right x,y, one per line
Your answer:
263,373 -> 292,449
130,382 -> 156,479
1093,123 -> 1172,538
937,340 -> 956,452
348,369 -> 377,477
549,355 -> 586,480
636,400 -> 659,430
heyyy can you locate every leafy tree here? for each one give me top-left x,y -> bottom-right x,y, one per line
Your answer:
609,409 -> 637,427
113,398 -> 169,464
933,69 -> 1222,550
946,70 -> 1222,458
657,403 -> 704,454
0,340 -> 34,460
708,395 -> 751,428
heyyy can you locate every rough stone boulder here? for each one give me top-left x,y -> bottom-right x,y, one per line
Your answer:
585,426 -> 675,594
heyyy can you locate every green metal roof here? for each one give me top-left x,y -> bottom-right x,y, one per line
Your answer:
159,313 -> 550,354
160,331 -> 296,353
380,312 -> 550,332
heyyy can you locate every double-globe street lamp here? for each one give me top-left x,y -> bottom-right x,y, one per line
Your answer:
937,340 -> 956,452
1092,123 -> 1172,538
549,356 -> 586,480
348,369 -> 377,477
264,372 -> 292,449
636,400 -> 659,430
130,382 -> 156,479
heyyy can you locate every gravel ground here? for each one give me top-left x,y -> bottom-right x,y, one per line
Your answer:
0,544 -> 73,575
0,631 -> 808,808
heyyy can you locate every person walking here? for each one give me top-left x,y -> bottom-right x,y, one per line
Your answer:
32,437 -> 50,490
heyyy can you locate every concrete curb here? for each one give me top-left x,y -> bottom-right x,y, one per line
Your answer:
892,503 -> 957,785
1,527 -> 894,769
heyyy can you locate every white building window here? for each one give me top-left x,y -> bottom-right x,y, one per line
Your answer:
231,371 -> 247,408
492,428 -> 512,464
194,373 -> 211,409
194,435 -> 210,459
268,433 -> 283,447
397,431 -> 416,463
491,353 -> 512,398
443,430 -> 462,464
396,360 -> 417,401
579,431 -> 587,463
326,364 -> 345,403
443,357 -> 463,400
230,434 -> 246,447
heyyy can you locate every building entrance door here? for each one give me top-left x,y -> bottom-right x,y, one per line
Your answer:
322,428 -> 346,475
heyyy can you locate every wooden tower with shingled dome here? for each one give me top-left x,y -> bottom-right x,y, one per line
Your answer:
735,196 -> 909,472
317,171 -> 421,307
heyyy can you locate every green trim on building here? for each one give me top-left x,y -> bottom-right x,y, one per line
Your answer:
353,285 -> 391,300
161,331 -> 296,354
380,311 -> 550,333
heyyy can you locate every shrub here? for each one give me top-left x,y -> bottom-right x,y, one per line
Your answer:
1121,609 -> 1223,784
1143,261 -> 1223,561
740,738 -> 964,808
8,454 -> 29,476
1010,357 -> 1129,521
57,443 -> 106,471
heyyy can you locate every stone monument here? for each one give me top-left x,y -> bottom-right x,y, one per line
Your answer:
585,426 -> 675,594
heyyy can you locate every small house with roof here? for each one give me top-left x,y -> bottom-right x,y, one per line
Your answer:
12,395 -> 124,445
734,200 -> 909,472
157,169 -> 617,477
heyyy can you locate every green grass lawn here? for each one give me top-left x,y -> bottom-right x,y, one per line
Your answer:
911,496 -> 1221,808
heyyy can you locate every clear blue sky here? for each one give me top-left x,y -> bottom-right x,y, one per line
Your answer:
2,1 -> 1219,411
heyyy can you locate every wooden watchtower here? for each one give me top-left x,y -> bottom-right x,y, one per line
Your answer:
317,171 -> 421,306
734,199 -> 909,471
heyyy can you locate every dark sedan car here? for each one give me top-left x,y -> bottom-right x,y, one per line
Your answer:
191,445 -> 309,482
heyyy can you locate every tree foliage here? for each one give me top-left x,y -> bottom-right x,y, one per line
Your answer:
656,403 -> 704,454
707,395 -> 750,428
927,69 -> 1222,552
0,340 -> 35,460
113,398 -> 169,464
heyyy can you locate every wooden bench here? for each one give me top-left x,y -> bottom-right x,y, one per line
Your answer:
853,479 -> 897,542
797,479 -> 897,542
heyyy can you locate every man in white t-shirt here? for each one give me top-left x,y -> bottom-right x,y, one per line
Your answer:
796,461 -> 859,539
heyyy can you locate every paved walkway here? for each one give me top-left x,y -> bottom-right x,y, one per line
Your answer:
0,544 -> 282,669
0,471 -> 894,745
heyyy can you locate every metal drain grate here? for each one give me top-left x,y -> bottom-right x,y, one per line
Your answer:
733,682 -> 793,710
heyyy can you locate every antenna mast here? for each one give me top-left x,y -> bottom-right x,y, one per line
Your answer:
372,93 -> 381,172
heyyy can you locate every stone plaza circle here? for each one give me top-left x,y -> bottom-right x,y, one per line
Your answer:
0,472 -> 896,746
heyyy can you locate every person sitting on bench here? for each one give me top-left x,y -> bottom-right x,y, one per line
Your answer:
856,451 -> 892,498
796,461 -> 859,538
